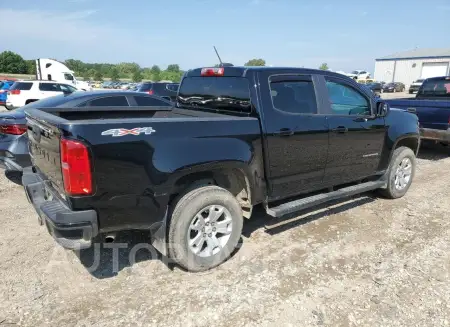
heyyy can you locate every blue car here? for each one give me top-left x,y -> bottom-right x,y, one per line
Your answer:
0,80 -> 14,106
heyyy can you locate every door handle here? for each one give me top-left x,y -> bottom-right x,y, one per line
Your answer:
274,128 -> 294,137
331,126 -> 348,133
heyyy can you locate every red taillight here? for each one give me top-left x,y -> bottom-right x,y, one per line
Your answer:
9,89 -> 20,95
0,124 -> 27,135
60,138 -> 92,196
147,90 -> 154,95
201,67 -> 224,76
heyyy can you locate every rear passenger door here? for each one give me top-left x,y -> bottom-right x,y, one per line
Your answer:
259,73 -> 329,200
320,76 -> 386,185
38,83 -> 64,98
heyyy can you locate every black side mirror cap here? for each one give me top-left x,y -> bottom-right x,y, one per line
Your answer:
376,102 -> 389,117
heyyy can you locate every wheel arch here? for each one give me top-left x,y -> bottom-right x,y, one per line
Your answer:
169,162 -> 259,219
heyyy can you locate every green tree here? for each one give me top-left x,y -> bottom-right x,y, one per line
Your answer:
244,58 -> 265,66
319,63 -> 329,70
132,70 -> 143,82
0,51 -> 28,74
166,64 -> 180,72
82,70 -> 91,81
88,69 -> 96,79
94,71 -> 103,81
150,65 -> 161,75
25,60 -> 36,75
110,68 -> 119,81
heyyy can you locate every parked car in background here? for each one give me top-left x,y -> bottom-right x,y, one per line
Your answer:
409,79 -> 425,94
382,82 -> 405,93
0,80 -> 14,106
387,76 -> 450,144
5,81 -> 79,110
135,82 -> 180,101
22,66 -> 419,271
364,82 -> 383,95
1,91 -> 172,182
347,70 -> 371,80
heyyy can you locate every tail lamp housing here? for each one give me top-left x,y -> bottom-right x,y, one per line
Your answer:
60,138 -> 92,196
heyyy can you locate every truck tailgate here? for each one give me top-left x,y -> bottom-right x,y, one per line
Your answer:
26,116 -> 65,194
387,99 -> 450,130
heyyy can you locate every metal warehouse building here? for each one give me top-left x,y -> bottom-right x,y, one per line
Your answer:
374,48 -> 450,87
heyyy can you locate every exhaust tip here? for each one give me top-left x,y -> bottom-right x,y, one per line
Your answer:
104,234 -> 116,243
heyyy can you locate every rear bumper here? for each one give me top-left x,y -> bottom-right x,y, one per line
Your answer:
22,167 -> 98,249
420,127 -> 450,142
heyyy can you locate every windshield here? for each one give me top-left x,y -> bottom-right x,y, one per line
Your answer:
415,79 -> 425,83
177,77 -> 251,113
418,78 -> 450,97
351,71 -> 359,74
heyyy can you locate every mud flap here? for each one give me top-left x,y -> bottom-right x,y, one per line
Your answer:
151,207 -> 168,256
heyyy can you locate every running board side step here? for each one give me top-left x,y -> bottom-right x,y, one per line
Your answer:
265,180 -> 386,218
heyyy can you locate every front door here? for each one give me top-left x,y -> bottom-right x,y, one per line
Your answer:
320,76 -> 386,185
259,73 -> 329,201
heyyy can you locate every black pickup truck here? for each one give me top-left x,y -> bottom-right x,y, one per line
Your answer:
22,66 -> 420,271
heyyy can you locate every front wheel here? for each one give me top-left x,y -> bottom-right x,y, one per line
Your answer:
168,185 -> 243,271
378,146 -> 416,199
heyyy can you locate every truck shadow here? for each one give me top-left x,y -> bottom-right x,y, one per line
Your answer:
418,142 -> 449,161
76,194 -> 376,279
75,230 -> 161,279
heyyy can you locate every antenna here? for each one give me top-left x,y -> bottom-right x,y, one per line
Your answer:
213,46 -> 223,66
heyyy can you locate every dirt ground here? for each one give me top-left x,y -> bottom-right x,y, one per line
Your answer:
1,95 -> 449,327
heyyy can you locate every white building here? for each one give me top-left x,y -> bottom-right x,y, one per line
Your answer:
374,48 -> 450,86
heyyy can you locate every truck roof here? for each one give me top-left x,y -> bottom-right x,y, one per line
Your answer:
185,66 -> 349,79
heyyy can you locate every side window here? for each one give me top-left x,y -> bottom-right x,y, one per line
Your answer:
60,84 -> 77,93
269,79 -> 318,114
39,83 -> 62,92
89,96 -> 129,106
325,80 -> 370,116
134,96 -> 171,106
64,73 -> 74,81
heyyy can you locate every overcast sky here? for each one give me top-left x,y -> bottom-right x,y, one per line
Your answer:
2,0 -> 449,73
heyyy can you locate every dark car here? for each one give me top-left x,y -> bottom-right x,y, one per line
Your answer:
408,79 -> 425,94
135,82 -> 180,102
0,91 -> 172,181
22,66 -> 419,271
383,82 -> 405,93
365,82 -> 383,95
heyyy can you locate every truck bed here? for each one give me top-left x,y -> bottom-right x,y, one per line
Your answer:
24,105 -> 262,230
387,98 -> 450,130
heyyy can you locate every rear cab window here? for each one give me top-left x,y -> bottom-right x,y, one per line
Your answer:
10,82 -> 33,91
178,72 -> 251,113
418,78 -> 450,97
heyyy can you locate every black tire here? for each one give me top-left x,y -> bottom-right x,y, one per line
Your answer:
378,146 -> 416,199
168,185 -> 243,271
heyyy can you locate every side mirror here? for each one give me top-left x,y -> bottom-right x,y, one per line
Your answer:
376,102 -> 389,117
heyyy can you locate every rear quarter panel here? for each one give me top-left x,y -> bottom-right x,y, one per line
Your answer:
66,116 -> 264,232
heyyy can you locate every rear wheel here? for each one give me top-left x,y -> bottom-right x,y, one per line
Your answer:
378,146 -> 416,199
168,186 -> 243,271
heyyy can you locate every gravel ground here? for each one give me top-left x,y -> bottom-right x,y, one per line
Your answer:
1,94 -> 449,327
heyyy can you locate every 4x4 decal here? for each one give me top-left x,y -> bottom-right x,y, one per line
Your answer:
101,127 -> 156,137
